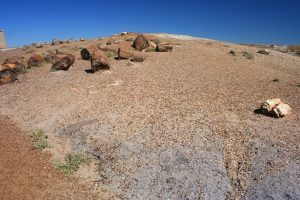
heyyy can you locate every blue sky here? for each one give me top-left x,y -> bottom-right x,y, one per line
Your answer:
1,0 -> 300,47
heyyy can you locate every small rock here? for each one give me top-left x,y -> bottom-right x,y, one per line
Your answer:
32,43 -> 43,48
257,49 -> 271,55
52,39 -> 63,45
272,103 -> 292,118
156,43 -> 173,52
130,56 -> 144,62
80,38 -> 86,42
133,34 -> 149,51
127,61 -> 135,66
121,32 -> 128,35
51,54 -> 75,71
261,98 -> 282,112
27,54 -> 43,68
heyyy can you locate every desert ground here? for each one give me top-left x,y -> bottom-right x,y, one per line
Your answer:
0,33 -> 300,199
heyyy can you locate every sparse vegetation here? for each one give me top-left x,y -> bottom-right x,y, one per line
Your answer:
96,42 -> 103,48
242,51 -> 254,60
55,153 -> 86,175
152,39 -> 161,45
229,50 -> 236,56
145,46 -> 157,52
125,37 -> 135,42
55,46 -> 74,55
31,130 -> 50,150
104,50 -> 117,58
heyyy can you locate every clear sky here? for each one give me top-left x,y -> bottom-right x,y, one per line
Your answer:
1,0 -> 300,47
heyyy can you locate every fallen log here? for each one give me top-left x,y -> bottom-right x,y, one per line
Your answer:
80,45 -> 99,60
90,50 -> 110,72
0,69 -> 18,86
51,54 -> 75,71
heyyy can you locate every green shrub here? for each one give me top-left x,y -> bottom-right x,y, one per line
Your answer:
152,39 -> 161,45
145,46 -> 157,52
32,130 -> 50,150
55,153 -> 86,175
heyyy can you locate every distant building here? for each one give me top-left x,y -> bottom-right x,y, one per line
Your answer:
0,30 -> 7,49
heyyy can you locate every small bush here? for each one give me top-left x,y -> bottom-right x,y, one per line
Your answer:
55,153 -> 86,175
242,51 -> 254,60
55,46 -> 73,55
125,37 -> 135,42
152,39 -> 161,45
229,50 -> 236,56
145,46 -> 157,52
32,130 -> 50,150
104,50 -> 117,58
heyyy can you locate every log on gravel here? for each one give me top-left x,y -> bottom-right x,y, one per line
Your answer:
51,54 -> 75,71
80,45 -> 99,60
90,50 -> 110,72
0,69 -> 18,85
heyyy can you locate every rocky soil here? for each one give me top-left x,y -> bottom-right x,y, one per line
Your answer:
0,33 -> 300,199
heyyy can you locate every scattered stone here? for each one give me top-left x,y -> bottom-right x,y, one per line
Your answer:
52,39 -> 63,45
1,56 -> 26,74
272,103 -> 292,118
257,49 -> 271,55
156,43 -> 173,52
80,45 -> 99,60
32,43 -> 43,48
117,48 -> 134,60
80,38 -> 86,42
133,34 -> 149,51
121,32 -> 128,35
0,68 -> 18,85
51,54 -> 75,71
127,61 -> 135,66
27,54 -> 43,68
90,50 -> 110,72
66,39 -> 74,43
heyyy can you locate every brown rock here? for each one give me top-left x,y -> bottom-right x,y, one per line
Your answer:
157,43 -> 173,52
51,54 -> 75,71
28,54 -> 43,68
80,45 -> 99,60
133,34 -> 149,51
0,69 -> 18,86
2,56 -> 26,74
117,48 -> 134,60
90,50 -> 110,72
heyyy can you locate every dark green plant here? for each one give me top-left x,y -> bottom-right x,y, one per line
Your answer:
32,130 -> 50,150
55,153 -> 86,175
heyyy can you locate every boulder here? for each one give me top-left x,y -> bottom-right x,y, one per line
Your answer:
52,39 -> 63,45
80,45 -> 99,60
27,54 -> 43,68
90,50 -> 110,72
156,43 -> 173,52
0,69 -> 18,86
2,56 -> 26,74
51,54 -> 75,71
133,34 -> 149,51
257,49 -> 271,55
117,48 -> 134,60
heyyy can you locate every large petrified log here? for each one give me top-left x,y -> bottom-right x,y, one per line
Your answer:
80,45 -> 99,60
90,50 -> 110,72
0,69 -> 18,85
27,54 -> 44,68
51,54 -> 75,71
133,34 -> 149,51
1,56 -> 26,73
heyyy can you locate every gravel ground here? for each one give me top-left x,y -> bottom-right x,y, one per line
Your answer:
0,33 -> 300,199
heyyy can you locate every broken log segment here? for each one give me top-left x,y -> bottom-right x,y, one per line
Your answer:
272,103 -> 292,118
51,54 -> 75,71
0,68 -> 18,86
261,98 -> 282,112
90,50 -> 110,72
80,45 -> 99,60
